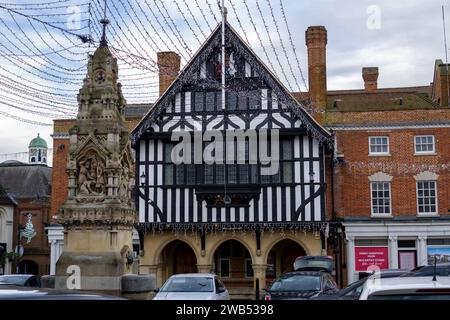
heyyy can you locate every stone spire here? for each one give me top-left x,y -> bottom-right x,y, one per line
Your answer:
55,7 -> 136,293
99,0 -> 109,48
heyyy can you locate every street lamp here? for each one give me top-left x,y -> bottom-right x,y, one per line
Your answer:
140,172 -> 146,186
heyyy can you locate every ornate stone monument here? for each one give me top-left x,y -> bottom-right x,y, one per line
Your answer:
55,19 -> 136,294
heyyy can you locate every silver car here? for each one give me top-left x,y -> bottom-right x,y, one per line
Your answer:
153,273 -> 230,300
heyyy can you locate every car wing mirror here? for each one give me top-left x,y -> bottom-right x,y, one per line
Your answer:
154,288 -> 160,293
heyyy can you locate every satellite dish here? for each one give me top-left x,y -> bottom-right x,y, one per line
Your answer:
15,245 -> 24,258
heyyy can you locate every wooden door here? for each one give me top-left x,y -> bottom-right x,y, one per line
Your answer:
173,243 -> 197,274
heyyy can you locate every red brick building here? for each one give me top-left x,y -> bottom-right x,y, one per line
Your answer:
302,26 -> 450,284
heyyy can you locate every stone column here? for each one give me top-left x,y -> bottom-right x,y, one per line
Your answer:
252,264 -> 267,294
346,236 -> 355,284
197,264 -> 213,274
388,236 -> 398,269
49,240 -> 56,275
417,235 -> 428,266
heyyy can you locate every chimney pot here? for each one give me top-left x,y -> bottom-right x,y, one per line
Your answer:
362,67 -> 379,92
157,51 -> 181,96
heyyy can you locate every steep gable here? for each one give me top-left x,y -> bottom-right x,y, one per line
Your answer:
131,22 -> 331,145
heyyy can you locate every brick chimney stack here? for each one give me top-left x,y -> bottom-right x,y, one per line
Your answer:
157,51 -> 180,96
305,26 -> 327,115
362,67 -> 379,92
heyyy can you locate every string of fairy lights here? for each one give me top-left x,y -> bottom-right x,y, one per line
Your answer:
0,0 -> 312,128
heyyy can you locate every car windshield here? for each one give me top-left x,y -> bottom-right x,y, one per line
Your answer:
0,276 -> 28,286
269,275 -> 321,292
160,277 -> 214,292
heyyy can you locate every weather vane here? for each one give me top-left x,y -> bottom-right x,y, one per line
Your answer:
99,0 -> 110,47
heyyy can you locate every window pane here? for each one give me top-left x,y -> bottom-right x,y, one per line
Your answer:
238,92 -> 247,110
164,144 -> 173,162
282,140 -> 292,160
283,162 -> 293,183
227,92 -> 237,110
205,91 -> 215,111
248,90 -> 261,110
228,164 -> 237,184
165,165 -> 174,185
204,165 -> 214,184
194,92 -> 204,111
186,165 -> 195,184
216,164 -> 225,184
371,182 -> 390,215
175,165 -> 184,184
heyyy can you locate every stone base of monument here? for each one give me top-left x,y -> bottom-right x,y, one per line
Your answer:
55,251 -> 127,296
120,274 -> 156,300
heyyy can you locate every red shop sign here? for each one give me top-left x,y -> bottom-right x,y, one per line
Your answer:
355,246 -> 389,271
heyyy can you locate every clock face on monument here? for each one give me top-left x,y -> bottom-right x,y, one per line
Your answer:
95,71 -> 106,84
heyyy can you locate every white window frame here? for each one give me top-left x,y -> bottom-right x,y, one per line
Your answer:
416,180 -> 438,216
370,181 -> 392,217
414,135 -> 436,155
368,136 -> 390,156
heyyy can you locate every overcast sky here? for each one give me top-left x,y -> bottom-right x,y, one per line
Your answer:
0,0 -> 447,165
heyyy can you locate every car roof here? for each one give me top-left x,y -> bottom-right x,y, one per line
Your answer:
169,273 -> 216,278
364,276 -> 450,293
0,285 -> 125,300
0,275 -> 37,277
278,271 -> 325,277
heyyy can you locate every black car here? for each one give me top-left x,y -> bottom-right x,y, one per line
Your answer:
0,275 -> 41,287
401,263 -> 450,277
312,269 -> 409,300
263,271 -> 338,300
0,283 -> 125,300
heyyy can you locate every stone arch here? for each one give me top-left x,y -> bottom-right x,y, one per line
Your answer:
207,235 -> 256,266
153,237 -> 200,266
262,235 -> 311,264
263,237 -> 309,281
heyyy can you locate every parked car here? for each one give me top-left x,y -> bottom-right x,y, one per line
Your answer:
263,270 -> 339,300
153,273 -> 230,300
0,275 -> 41,287
312,269 -> 409,300
0,283 -> 125,300
359,276 -> 450,300
401,263 -> 450,277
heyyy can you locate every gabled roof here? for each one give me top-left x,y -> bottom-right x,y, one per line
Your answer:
131,22 -> 331,146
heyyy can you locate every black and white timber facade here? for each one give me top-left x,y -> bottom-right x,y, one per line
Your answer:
131,23 -> 333,233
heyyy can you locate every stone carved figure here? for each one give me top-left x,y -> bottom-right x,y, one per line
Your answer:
118,165 -> 130,200
77,153 -> 105,195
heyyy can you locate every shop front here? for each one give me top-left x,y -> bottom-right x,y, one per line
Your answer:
343,219 -> 450,284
